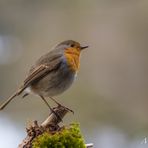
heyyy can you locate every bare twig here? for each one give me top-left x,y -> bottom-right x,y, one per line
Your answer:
41,105 -> 68,129
18,105 -> 69,148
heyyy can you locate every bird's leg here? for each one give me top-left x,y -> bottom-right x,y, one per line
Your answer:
39,95 -> 62,121
49,97 -> 74,114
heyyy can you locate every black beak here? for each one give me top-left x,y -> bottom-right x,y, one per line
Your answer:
80,45 -> 89,50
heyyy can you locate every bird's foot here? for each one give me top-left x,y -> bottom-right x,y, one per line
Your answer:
49,97 -> 74,114
49,107 -> 63,122
57,104 -> 74,114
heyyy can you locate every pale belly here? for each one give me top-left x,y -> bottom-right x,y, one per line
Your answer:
30,65 -> 76,97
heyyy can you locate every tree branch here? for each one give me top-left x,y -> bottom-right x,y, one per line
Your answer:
18,105 -> 93,148
18,105 -> 69,148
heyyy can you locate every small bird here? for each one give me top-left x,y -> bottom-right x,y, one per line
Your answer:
0,40 -> 88,112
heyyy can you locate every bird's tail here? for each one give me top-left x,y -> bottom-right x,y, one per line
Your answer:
0,86 -> 25,110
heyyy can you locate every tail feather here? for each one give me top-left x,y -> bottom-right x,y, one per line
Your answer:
0,86 -> 25,110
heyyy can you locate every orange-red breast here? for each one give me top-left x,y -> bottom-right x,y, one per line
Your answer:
0,40 -> 88,111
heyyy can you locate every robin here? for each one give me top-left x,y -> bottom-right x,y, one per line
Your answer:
0,40 -> 88,113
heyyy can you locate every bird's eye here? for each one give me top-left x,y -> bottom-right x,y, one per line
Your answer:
71,44 -> 75,47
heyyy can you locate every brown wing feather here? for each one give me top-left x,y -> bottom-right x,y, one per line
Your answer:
23,59 -> 61,88
24,64 -> 47,85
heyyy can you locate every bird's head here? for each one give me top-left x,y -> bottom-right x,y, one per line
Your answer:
56,40 -> 88,54
56,40 -> 88,72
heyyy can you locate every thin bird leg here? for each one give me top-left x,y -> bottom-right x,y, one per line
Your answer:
49,97 -> 74,114
49,96 -> 62,106
39,95 -> 62,121
40,95 -> 52,110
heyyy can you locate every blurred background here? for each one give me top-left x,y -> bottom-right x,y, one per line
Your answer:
0,0 -> 148,147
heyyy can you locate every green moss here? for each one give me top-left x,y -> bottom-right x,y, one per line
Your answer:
32,123 -> 86,148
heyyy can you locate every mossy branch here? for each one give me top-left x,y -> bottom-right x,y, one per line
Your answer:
18,105 -> 93,148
